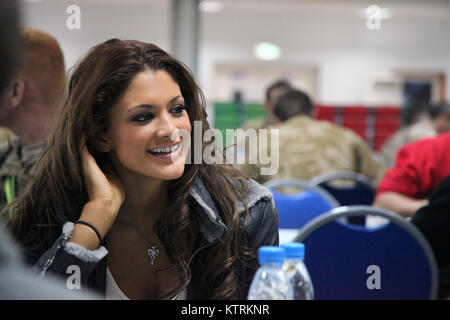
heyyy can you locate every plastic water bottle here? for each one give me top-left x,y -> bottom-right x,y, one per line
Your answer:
247,246 -> 294,300
281,242 -> 314,300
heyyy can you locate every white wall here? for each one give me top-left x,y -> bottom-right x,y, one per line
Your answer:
20,0 -> 450,122
21,0 -> 171,72
199,0 -> 450,106
212,63 -> 317,102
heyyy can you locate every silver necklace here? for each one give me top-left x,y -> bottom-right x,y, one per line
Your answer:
121,210 -> 160,266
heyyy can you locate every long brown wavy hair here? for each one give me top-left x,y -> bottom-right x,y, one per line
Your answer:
2,39 -> 253,299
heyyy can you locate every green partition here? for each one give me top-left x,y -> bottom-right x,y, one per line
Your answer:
214,102 -> 265,129
213,102 -> 266,147
245,103 -> 266,120
212,102 -> 266,148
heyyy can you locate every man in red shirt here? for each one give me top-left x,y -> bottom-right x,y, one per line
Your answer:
374,132 -> 450,217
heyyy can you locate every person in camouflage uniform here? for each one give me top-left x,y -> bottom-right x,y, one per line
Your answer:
238,89 -> 386,186
381,102 -> 450,168
0,136 -> 44,212
240,79 -> 292,130
0,127 -> 15,142
0,28 -> 65,212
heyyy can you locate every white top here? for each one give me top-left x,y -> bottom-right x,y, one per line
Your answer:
105,267 -> 130,300
105,267 -> 186,300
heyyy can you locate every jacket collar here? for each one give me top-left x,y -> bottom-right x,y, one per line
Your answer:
188,176 -> 274,244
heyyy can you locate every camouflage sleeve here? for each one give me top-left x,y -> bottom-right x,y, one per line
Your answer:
0,139 -> 14,213
0,127 -> 16,144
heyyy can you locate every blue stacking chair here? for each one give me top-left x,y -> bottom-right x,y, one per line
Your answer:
311,172 -> 376,226
263,179 -> 340,244
294,206 -> 438,300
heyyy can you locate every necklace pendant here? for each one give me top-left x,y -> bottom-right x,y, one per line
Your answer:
147,246 -> 160,265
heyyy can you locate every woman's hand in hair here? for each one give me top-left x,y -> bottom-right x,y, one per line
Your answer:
80,143 -> 125,210
68,142 -> 125,250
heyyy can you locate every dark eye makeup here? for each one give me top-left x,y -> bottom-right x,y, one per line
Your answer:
130,104 -> 187,123
131,112 -> 154,122
170,104 -> 187,115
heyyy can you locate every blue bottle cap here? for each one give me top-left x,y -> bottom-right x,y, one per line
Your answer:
258,246 -> 285,264
281,242 -> 305,259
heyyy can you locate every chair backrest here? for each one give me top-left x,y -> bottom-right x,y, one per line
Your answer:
294,205 -> 439,300
263,179 -> 340,243
311,172 -> 376,226
311,172 -> 376,205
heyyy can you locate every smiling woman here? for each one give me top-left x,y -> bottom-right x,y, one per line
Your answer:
100,70 -> 191,181
1,39 -> 278,300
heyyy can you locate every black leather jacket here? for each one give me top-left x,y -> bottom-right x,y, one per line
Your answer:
412,175 -> 450,299
31,177 -> 278,299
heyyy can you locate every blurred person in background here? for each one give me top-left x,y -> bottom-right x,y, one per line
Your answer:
381,101 -> 450,167
429,102 -> 450,134
374,131 -> 450,218
240,79 -> 292,130
0,27 -> 66,212
0,127 -> 16,142
381,101 -> 434,167
239,89 -> 385,185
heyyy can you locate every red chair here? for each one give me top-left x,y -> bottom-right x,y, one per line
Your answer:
375,107 -> 401,122
373,106 -> 401,151
374,136 -> 391,151
315,105 -> 337,123
342,106 -> 369,140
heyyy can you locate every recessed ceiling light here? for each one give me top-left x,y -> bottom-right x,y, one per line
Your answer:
253,42 -> 281,61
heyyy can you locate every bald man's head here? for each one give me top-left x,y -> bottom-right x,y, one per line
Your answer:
0,28 -> 66,145
16,28 -> 66,108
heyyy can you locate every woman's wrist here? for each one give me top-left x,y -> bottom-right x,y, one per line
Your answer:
67,201 -> 120,250
68,223 -> 102,251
